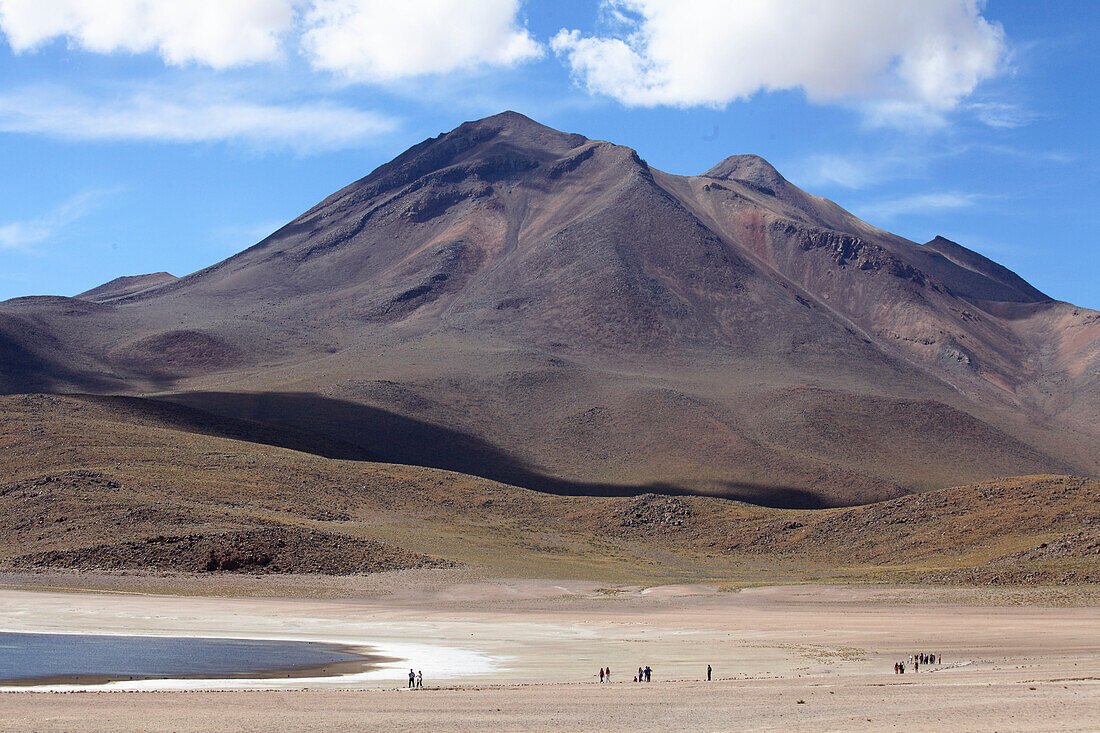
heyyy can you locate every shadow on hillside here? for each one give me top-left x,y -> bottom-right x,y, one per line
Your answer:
0,332 -> 116,395
154,391 -> 833,509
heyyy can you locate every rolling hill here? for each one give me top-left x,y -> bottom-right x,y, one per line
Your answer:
0,394 -> 1095,585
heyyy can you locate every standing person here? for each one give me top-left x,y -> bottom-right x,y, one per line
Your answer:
644,666 -> 651,682
638,667 -> 643,683
707,664 -> 712,681
599,668 -> 605,683
416,670 -> 423,688
408,669 -> 415,688
606,666 -> 611,682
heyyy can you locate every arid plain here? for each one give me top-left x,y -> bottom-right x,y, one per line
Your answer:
0,581 -> 1097,731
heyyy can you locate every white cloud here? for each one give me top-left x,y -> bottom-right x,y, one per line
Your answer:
552,0 -> 1006,121
856,192 -> 980,222
0,0 -> 295,68
0,1 -> 545,82
0,189 -> 114,250
0,86 -> 397,152
301,0 -> 543,82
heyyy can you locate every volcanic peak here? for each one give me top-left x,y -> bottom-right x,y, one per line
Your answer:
704,154 -> 788,194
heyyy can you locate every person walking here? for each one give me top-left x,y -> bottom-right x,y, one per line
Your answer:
707,664 -> 712,681
416,670 -> 423,688
599,668 -> 605,683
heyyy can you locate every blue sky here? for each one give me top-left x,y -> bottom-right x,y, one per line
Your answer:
0,1 -> 1096,307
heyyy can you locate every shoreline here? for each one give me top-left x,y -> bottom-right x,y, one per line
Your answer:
0,630 -> 396,689
0,630 -> 499,692
0,581 -> 1096,730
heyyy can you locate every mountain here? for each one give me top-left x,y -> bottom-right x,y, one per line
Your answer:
2,111 -> 1098,507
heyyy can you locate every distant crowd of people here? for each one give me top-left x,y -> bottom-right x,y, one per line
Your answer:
894,652 -> 940,674
406,651 -> 949,688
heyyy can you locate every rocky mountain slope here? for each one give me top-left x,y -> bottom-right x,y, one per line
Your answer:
1,112 -> 1098,506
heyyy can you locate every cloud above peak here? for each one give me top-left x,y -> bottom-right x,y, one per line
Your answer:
302,0 -> 543,82
0,0 -> 294,68
0,0 -> 543,79
552,0 -> 1006,118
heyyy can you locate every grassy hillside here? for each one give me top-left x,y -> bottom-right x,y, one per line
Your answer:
1,394 -> 1095,586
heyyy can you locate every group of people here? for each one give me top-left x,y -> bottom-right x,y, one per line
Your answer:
893,652 -> 939,674
599,665 -> 718,683
407,669 -> 423,688
599,666 -> 653,682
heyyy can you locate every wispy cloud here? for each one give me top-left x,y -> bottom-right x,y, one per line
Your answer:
0,188 -> 116,251
855,191 -> 981,223
0,85 -> 398,152
966,101 -> 1041,129
792,153 -> 902,190
973,143 -> 1074,164
859,100 -> 951,131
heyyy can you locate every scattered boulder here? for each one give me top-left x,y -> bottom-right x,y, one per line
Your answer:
611,494 -> 692,531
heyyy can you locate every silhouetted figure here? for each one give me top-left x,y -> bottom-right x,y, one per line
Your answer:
707,664 -> 712,681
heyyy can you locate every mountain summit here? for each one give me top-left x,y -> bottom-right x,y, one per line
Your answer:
2,112 -> 1098,506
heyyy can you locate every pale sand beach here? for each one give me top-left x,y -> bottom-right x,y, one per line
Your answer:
0,579 -> 1097,731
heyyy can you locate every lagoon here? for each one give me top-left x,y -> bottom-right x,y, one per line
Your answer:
0,631 -> 380,686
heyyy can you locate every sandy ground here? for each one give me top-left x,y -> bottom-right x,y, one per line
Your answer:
0,579 -> 1097,731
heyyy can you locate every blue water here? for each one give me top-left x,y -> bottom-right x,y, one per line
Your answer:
0,631 -> 369,684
